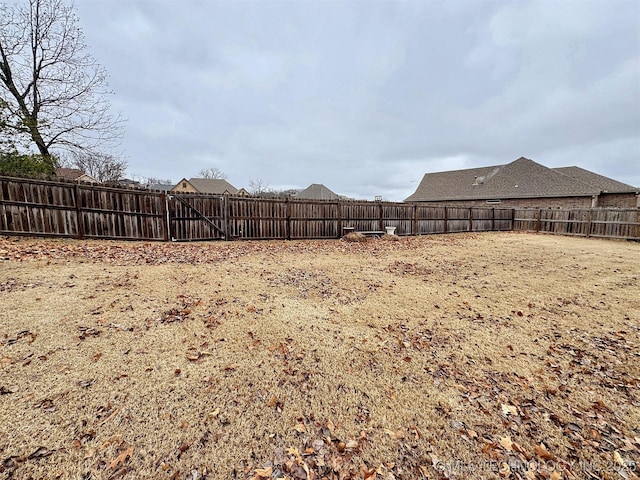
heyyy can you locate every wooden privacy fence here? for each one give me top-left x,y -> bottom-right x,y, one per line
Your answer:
514,208 -> 640,241
0,176 -> 167,241
0,176 -> 638,241
164,193 -> 516,241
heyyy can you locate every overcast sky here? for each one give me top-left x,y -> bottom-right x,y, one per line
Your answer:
75,0 -> 640,201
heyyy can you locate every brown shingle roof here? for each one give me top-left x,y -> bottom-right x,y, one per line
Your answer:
405,157 -> 603,202
186,178 -> 238,194
55,168 -> 85,180
553,166 -> 637,193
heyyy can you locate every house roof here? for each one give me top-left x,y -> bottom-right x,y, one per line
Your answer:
55,168 -> 84,181
55,168 -> 99,183
553,166 -> 637,193
147,183 -> 174,192
175,178 -> 239,195
296,183 -> 340,200
404,157 -> 626,202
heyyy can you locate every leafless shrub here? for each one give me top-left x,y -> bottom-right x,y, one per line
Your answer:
342,232 -> 368,242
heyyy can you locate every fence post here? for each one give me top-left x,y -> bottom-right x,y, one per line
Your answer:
491,208 -> 495,231
413,204 -> 418,235
468,207 -> 473,232
286,198 -> 291,240
536,209 -> 541,233
224,195 -> 230,240
379,201 -> 384,232
161,192 -> 170,242
74,183 -> 85,240
337,200 -> 342,239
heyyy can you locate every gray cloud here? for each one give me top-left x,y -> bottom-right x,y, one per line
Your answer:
75,0 -> 640,199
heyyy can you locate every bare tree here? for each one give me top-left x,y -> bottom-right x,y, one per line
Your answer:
132,175 -> 173,187
0,98 -> 17,153
63,151 -> 127,183
198,167 -> 227,179
248,178 -> 270,195
0,0 -> 123,158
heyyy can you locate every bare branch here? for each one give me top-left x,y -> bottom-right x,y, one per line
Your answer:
0,0 -> 124,157
198,167 -> 228,180
248,178 -> 271,195
63,150 -> 127,183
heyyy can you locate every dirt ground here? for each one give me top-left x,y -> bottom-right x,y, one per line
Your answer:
0,232 -> 638,480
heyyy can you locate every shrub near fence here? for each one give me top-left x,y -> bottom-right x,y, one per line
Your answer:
0,176 -> 638,241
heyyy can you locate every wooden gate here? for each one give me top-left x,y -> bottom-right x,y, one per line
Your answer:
168,194 -> 227,241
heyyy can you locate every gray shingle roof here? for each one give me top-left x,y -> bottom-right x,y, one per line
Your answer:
553,166 -> 637,193
147,183 -> 174,192
296,183 -> 340,200
405,157 -> 607,202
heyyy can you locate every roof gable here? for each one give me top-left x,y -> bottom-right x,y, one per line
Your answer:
405,157 -> 602,202
55,168 -> 99,183
173,178 -> 239,194
55,168 -> 84,180
296,183 -> 340,200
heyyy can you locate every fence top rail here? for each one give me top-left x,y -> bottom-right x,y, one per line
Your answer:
514,207 -> 639,213
0,175 -> 164,195
78,184 -> 165,196
0,175 -> 77,188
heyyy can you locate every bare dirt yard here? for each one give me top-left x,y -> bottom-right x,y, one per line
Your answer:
0,232 -> 639,480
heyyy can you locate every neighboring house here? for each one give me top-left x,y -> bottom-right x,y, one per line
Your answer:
171,178 -> 239,195
147,183 -> 174,192
55,168 -> 99,184
296,183 -> 340,200
552,166 -> 640,208
405,157 -> 639,209
116,178 -> 142,188
279,189 -> 301,198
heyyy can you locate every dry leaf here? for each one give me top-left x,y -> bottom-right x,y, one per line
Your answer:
534,443 -> 553,461
361,466 -> 377,479
501,404 -> 518,416
511,441 -> 525,454
499,436 -> 514,451
107,445 -> 133,470
254,466 -> 272,478
345,439 -> 359,450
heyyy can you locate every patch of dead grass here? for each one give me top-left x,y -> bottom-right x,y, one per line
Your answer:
342,232 -> 368,242
0,233 -> 639,479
